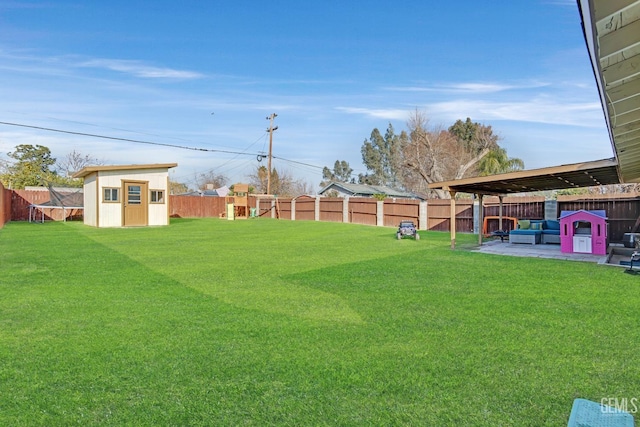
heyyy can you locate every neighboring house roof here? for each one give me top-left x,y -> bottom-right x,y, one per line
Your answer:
319,182 -> 424,200
72,163 -> 177,178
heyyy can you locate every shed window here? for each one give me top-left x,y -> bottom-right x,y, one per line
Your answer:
150,190 -> 165,204
103,187 -> 120,203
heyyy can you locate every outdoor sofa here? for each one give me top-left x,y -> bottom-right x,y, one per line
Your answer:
509,219 -> 561,245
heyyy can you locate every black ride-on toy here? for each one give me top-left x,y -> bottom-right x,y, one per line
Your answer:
396,220 -> 420,240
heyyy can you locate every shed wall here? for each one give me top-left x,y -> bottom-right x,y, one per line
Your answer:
83,174 -> 98,226
86,168 -> 171,227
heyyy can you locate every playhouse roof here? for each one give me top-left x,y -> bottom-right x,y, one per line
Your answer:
559,209 -> 607,220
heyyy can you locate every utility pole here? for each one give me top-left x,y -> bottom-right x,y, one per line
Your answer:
266,113 -> 278,195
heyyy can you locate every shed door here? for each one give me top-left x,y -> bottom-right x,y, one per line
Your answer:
123,181 -> 148,226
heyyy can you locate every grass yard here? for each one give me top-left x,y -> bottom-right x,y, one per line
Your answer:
0,218 -> 638,426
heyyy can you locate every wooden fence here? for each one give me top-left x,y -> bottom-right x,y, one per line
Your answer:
557,194 -> 640,244
169,194 -> 228,218
0,182 -> 9,228
4,189 -> 640,243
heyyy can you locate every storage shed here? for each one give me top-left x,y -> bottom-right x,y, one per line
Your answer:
73,163 -> 177,227
559,210 -> 608,255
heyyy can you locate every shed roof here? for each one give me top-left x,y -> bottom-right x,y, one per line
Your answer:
73,163 -> 177,178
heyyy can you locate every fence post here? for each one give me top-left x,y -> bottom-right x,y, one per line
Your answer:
256,198 -> 260,218
419,201 -> 427,230
315,196 -> 320,221
271,199 -> 276,219
377,200 -> 384,227
343,196 -> 349,223
291,198 -> 296,221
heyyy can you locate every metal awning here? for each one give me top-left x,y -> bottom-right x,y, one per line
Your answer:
428,158 -> 620,195
579,0 -> 640,183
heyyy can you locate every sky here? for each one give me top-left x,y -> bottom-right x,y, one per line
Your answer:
0,0 -> 614,192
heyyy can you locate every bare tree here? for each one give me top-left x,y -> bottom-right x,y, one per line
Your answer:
56,150 -> 103,177
403,111 -> 505,198
194,170 -> 227,191
248,165 -> 311,197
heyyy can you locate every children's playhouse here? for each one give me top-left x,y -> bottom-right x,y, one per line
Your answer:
559,210 -> 607,255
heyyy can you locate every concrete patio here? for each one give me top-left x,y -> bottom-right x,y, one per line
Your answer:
474,238 -> 608,263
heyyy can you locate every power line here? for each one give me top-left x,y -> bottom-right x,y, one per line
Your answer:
272,156 -> 323,170
0,121 -> 262,157
0,119 -> 329,176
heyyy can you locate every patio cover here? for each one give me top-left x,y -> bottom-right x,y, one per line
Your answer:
427,158 -> 621,248
428,158 -> 620,196
425,0 -> 640,248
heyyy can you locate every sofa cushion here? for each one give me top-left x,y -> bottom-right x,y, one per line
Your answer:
510,229 -> 542,235
545,220 -> 560,230
518,220 -> 530,229
541,229 -> 560,235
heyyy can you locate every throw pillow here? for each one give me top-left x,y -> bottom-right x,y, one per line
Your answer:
530,222 -> 542,230
518,220 -> 530,229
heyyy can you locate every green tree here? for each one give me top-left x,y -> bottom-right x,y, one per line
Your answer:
359,124 -> 408,187
477,147 -> 525,176
321,160 -> 353,187
169,180 -> 190,195
449,117 -> 523,176
0,144 -> 58,189
448,117 -> 497,154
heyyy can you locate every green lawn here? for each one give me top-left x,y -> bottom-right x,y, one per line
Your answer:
0,218 -> 638,426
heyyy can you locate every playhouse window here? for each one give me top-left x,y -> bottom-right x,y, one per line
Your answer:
150,190 -> 165,204
574,221 -> 591,235
103,187 -> 120,203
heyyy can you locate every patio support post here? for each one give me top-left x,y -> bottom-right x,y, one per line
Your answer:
448,189 -> 456,249
477,193 -> 484,246
499,195 -> 504,230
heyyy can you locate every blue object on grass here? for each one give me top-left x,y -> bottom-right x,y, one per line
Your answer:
567,398 -> 634,427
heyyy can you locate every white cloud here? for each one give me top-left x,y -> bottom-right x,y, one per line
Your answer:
429,97 -> 605,127
334,107 -> 408,120
336,94 -> 605,128
385,81 -> 550,94
78,58 -> 204,79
